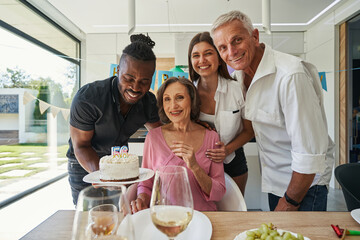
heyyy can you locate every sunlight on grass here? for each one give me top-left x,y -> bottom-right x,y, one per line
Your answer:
0,144 -> 68,179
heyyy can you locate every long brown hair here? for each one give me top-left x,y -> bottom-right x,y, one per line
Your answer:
187,31 -> 233,82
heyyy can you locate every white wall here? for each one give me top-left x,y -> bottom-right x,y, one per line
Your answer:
0,114 -> 18,130
84,34 -> 117,86
305,0 -> 360,187
0,88 -> 38,143
305,12 -> 337,142
261,32 -> 304,55
306,0 -> 360,136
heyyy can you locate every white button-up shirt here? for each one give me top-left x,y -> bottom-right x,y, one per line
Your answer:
194,76 -> 245,164
232,44 -> 335,197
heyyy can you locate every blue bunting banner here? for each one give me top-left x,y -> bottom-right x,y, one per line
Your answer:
150,71 -> 157,91
110,64 -> 118,77
158,71 -> 173,89
319,72 -> 327,91
173,72 -> 189,79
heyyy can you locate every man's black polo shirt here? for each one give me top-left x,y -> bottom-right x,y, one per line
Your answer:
66,76 -> 159,161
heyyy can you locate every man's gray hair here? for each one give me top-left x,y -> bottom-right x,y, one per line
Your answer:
211,10 -> 254,36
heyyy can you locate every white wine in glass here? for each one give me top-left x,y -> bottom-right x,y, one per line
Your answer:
150,165 -> 194,240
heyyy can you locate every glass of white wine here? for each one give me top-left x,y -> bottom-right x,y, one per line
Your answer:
71,185 -> 135,240
150,165 -> 194,240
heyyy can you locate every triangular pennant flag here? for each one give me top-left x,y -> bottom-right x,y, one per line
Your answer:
50,106 -> 61,118
39,100 -> 51,114
318,72 -> 327,91
157,71 -> 173,89
23,91 -> 36,105
61,108 -> 70,120
110,63 -> 118,77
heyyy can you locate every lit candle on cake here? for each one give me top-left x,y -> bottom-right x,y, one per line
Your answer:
111,146 -> 121,157
120,146 -> 128,158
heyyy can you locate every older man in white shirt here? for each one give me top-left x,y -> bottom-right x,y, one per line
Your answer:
211,10 -> 335,211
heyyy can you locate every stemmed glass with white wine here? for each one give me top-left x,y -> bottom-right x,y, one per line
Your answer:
150,165 -> 194,240
71,185 -> 134,240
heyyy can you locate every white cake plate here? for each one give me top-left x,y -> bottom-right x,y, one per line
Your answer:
83,168 -> 154,186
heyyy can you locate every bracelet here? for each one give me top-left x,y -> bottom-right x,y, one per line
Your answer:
284,192 -> 300,206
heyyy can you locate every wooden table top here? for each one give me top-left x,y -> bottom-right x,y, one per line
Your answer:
20,210 -> 360,240
207,211 -> 360,240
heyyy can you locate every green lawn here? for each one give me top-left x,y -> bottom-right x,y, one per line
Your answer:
0,144 -> 68,179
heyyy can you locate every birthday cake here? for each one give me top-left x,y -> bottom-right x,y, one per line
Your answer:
99,146 -> 139,182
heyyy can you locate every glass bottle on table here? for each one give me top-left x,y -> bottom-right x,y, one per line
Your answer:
150,165 -> 194,240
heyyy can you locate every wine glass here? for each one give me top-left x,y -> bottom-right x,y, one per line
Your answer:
88,204 -> 118,237
71,185 -> 135,240
150,165 -> 194,240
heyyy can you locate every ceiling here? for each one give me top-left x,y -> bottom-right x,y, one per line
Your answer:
45,0 -> 344,34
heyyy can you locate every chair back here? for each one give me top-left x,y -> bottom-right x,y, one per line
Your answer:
216,173 -> 247,211
335,163 -> 360,211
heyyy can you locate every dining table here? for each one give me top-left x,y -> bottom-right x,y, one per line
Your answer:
20,210 -> 360,240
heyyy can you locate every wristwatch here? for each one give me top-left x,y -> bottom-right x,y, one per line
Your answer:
284,192 -> 300,207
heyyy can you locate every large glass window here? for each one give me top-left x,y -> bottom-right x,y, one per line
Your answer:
0,0 -> 80,207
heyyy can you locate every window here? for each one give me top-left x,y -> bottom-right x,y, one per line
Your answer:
0,0 -> 80,207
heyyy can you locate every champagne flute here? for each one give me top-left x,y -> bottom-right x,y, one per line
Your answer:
71,185 -> 135,240
150,165 -> 194,240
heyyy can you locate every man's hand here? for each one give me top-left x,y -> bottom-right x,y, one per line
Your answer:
274,196 -> 300,211
196,120 -> 215,131
205,141 -> 227,163
275,172 -> 315,211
